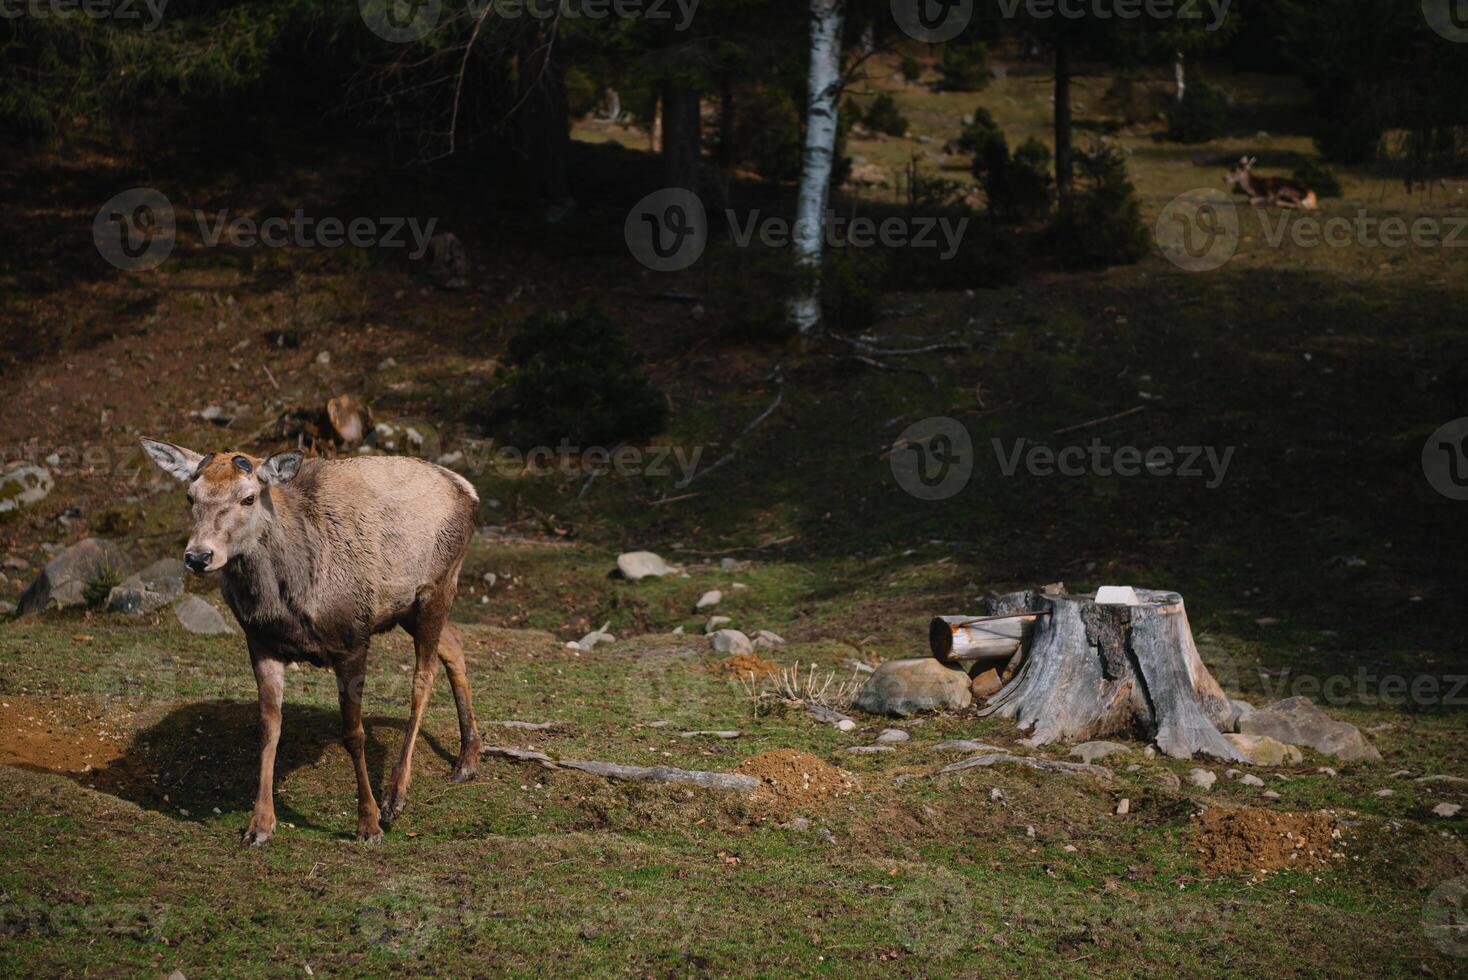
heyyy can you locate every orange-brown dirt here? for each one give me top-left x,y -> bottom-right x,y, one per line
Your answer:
736,748 -> 857,817
1191,806 -> 1347,878
0,695 -> 145,792
706,653 -> 780,679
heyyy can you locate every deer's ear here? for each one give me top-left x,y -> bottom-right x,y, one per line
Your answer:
141,439 -> 205,482
259,450 -> 304,485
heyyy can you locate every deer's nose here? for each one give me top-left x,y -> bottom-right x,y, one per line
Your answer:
184,549 -> 214,573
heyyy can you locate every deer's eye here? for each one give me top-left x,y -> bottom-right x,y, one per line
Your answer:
241,494 -> 256,507
185,493 -> 195,506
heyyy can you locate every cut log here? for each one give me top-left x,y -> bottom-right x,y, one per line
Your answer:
928,612 -> 1039,664
977,588 -> 1246,763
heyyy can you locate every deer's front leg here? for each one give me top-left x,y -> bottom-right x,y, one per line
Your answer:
243,655 -> 285,846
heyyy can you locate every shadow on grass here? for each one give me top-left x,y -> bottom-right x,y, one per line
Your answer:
26,699 -> 460,839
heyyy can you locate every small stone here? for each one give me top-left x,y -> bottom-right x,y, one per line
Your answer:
1374,788 -> 1394,798
1188,768 -> 1217,790
990,787 -> 1005,802
783,817 -> 811,831
695,590 -> 722,610
1070,741 -> 1129,764
1262,790 -> 1281,799
1240,774 -> 1265,787
1116,798 -> 1131,815
875,728 -> 909,744
703,616 -> 732,634
970,667 -> 1002,699
1222,732 -> 1303,767
709,629 -> 753,655
174,595 -> 235,636
0,465 -> 53,514
847,745 -> 895,754
752,630 -> 786,650
1432,803 -> 1461,818
315,350 -> 331,365
671,626 -> 685,635
1155,770 -> 1182,791
836,719 -> 856,732
1317,767 -> 1337,777
616,551 -> 675,581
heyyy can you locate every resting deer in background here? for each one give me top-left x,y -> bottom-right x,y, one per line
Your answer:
142,441 -> 483,844
1224,156 -> 1318,209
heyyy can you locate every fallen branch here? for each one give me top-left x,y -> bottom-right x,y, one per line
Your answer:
831,354 -> 937,390
826,333 -> 971,357
1051,405 -> 1145,436
481,745 -> 760,791
938,752 -> 1113,779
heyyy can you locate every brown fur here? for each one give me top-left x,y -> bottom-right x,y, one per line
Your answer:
141,439 -> 482,844
1224,155 -> 1317,210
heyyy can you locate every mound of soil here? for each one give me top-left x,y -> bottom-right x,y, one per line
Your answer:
736,749 -> 856,816
707,653 -> 780,679
1191,807 -> 1346,878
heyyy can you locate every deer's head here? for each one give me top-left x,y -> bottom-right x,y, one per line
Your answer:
141,439 -> 303,573
1224,155 -> 1258,192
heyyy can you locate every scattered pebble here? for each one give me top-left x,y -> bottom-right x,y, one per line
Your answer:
875,729 -> 909,744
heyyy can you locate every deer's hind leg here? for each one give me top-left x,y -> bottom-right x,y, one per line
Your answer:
380,598 -> 446,827
436,622 -> 481,782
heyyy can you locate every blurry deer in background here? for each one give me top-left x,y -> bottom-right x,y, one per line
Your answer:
1224,156 -> 1318,209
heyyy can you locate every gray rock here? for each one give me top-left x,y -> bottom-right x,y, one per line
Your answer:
575,622 -> 615,651
617,551 -> 675,580
1155,769 -> 1182,790
174,595 -> 235,636
1262,790 -> 1281,800
703,615 -> 732,634
709,629 -> 752,655
932,739 -> 1002,753
753,630 -> 786,650
852,658 -> 972,717
875,728 -> 909,744
1239,774 -> 1265,787
1432,803 -> 1462,818
1188,768 -> 1217,790
1239,696 -> 1381,761
847,745 -> 896,754
695,590 -> 722,610
0,600 -> 15,616
17,538 -> 130,615
1070,740 -> 1129,764
1223,732 -> 1303,766
106,558 -> 187,615
0,465 -> 53,513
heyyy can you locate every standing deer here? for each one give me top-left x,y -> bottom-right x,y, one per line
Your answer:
142,440 -> 483,844
1224,155 -> 1318,209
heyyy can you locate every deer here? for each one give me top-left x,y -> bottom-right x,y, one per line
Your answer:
141,440 -> 483,845
1224,155 -> 1317,209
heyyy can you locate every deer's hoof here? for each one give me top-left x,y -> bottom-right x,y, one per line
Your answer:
356,828 -> 384,844
241,828 -> 273,848
379,796 -> 406,826
450,764 -> 478,784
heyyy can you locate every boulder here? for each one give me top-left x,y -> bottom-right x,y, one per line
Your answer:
709,629 -> 753,655
1238,697 -> 1381,761
106,558 -> 187,615
616,551 -> 675,581
174,595 -> 235,635
1222,732 -> 1303,767
17,538 -> 130,615
852,658 -> 972,717
0,465 -> 53,513
1069,740 -> 1129,764
1226,698 -> 1255,732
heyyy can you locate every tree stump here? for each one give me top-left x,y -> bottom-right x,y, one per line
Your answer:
977,587 -> 1246,762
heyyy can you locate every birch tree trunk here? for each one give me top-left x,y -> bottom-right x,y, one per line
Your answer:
1173,51 -> 1186,103
788,0 -> 845,336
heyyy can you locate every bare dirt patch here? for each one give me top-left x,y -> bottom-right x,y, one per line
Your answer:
0,695 -> 129,776
706,654 -> 780,679
736,748 -> 856,817
1191,807 -> 1347,879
